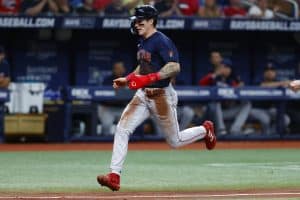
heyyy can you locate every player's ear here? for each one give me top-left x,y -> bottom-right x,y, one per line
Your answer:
149,19 -> 154,26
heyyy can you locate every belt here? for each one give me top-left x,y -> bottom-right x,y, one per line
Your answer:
142,88 -> 165,97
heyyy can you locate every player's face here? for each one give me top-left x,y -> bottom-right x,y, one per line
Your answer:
264,69 -> 276,81
134,19 -> 154,37
210,52 -> 222,66
113,62 -> 126,77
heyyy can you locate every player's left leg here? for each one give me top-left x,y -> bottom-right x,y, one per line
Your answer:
97,94 -> 150,191
150,85 -> 216,149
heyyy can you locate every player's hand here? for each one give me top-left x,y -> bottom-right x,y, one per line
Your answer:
113,77 -> 127,89
280,80 -> 291,88
126,73 -> 160,90
289,80 -> 300,92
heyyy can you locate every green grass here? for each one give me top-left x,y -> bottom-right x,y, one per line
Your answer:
0,149 -> 300,192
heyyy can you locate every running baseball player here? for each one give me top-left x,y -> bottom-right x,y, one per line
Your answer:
97,5 -> 216,191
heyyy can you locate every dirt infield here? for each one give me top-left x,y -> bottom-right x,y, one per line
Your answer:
1,189 -> 300,199
0,141 -> 299,151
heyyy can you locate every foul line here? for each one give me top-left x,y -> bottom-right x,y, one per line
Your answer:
1,192 -> 300,199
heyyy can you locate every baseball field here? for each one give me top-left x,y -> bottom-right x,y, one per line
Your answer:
0,141 -> 300,199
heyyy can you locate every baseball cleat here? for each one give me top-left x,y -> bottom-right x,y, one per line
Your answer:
97,173 -> 120,191
203,120 -> 216,150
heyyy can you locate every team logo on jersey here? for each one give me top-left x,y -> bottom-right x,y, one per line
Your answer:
137,49 -> 151,63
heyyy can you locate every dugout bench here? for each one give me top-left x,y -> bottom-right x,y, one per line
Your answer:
62,86 -> 300,142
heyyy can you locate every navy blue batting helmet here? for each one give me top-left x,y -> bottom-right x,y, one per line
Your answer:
133,5 -> 158,20
130,5 -> 158,34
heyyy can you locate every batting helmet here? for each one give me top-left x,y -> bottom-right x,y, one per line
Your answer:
130,5 -> 158,34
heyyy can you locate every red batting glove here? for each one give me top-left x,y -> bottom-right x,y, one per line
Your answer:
125,73 -> 135,82
126,72 -> 160,90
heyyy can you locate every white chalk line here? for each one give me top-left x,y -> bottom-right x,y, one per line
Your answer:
0,192 -> 300,199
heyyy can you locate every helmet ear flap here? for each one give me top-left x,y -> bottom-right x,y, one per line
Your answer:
130,16 -> 137,35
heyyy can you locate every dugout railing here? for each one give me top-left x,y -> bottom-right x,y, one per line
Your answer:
1,87 -> 300,142
58,86 -> 300,142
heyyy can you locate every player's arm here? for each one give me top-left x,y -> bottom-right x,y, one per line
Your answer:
113,65 -> 141,89
158,61 -> 180,80
24,0 -> 47,16
260,80 -> 290,88
289,80 -> 300,92
132,65 -> 141,74
126,62 -> 180,90
47,0 -> 59,14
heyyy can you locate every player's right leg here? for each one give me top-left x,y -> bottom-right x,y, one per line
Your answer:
97,94 -> 150,191
150,85 -> 216,149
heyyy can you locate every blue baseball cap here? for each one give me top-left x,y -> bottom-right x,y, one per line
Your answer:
264,62 -> 276,71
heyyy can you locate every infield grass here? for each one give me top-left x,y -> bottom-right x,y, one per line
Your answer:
0,149 -> 299,192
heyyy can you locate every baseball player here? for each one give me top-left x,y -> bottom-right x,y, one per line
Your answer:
97,5 -> 216,191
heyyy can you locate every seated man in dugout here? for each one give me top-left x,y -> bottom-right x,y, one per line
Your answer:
0,46 -> 10,89
199,52 -> 251,135
248,63 -> 291,134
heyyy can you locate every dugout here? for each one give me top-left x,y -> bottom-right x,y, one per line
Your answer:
0,16 -> 300,142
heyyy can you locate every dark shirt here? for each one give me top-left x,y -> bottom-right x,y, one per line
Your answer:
253,79 -> 279,108
137,31 -> 179,88
199,72 -> 240,87
0,59 -> 10,77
